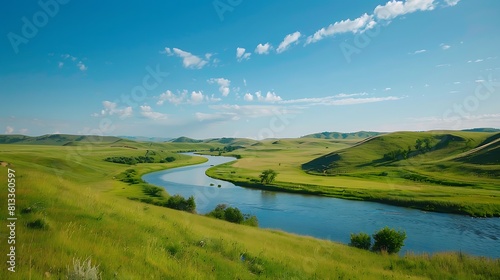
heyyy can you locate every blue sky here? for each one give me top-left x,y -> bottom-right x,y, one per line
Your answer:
1,0 -> 499,139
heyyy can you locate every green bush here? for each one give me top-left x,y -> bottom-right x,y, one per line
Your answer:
372,227 -> 406,254
207,204 -> 258,227
349,232 -> 371,250
166,195 -> 196,213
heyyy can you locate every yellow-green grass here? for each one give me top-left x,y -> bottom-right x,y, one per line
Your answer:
206,134 -> 500,216
1,143 -> 499,279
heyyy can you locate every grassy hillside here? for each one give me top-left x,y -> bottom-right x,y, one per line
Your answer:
1,141 -> 498,279
206,131 -> 500,216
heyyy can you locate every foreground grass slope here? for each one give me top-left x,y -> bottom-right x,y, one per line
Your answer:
0,142 -> 498,279
207,131 -> 500,216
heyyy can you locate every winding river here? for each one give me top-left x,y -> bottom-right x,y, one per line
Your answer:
143,154 -> 500,258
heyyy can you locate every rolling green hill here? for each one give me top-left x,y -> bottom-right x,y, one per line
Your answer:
0,134 -> 123,145
301,131 -> 381,140
302,131 -> 498,174
170,136 -> 204,143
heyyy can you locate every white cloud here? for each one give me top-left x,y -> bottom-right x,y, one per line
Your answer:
444,0 -> 460,6
244,93 -> 254,101
453,81 -> 461,84
243,79 -> 247,86
157,90 -> 186,105
334,92 -> 368,98
255,43 -> 272,54
208,78 -> 231,96
374,0 -> 435,20
5,126 -> 14,134
236,47 -> 251,61
280,94 -> 402,106
306,13 -> 376,44
76,61 -> 87,71
19,128 -> 28,134
411,49 -> 427,54
140,105 -> 168,120
276,31 -> 301,53
190,91 -> 205,104
168,48 -> 208,69
440,43 -> 451,50
59,53 -> 87,71
98,101 -> 133,118
436,64 -> 451,67
384,87 -> 392,91
255,91 -> 283,102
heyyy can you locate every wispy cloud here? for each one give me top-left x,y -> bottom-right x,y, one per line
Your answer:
281,93 -> 402,106
157,90 -> 186,105
374,0 -> 435,20
411,49 -> 427,55
59,53 -> 87,71
440,43 -> 451,50
306,13 -> 376,45
155,89 -> 219,105
444,0 -> 460,6
164,47 -> 209,69
277,31 -> 301,53
95,101 -> 133,118
236,47 -> 251,61
140,105 -> 168,120
5,126 -> 14,134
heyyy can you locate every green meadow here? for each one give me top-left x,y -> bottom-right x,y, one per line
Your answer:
0,133 -> 499,279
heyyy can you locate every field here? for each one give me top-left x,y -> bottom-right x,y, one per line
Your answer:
206,131 -> 500,217
0,135 -> 499,279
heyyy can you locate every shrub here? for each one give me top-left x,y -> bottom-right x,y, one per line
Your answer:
26,218 -> 48,230
224,207 -> 244,223
165,156 -> 176,162
349,232 -> 371,250
166,195 -> 196,213
207,204 -> 258,226
143,185 -> 164,197
372,227 -> 407,254
67,258 -> 101,280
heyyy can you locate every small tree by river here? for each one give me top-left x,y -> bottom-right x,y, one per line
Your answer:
259,169 -> 278,184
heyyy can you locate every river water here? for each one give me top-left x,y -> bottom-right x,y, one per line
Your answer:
142,154 -> 500,258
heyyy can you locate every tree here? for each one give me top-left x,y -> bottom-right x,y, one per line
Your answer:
372,227 -> 406,254
259,169 -> 278,184
224,207 -> 244,223
415,139 -> 423,151
349,232 -> 371,250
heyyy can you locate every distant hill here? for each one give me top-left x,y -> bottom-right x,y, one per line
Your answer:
204,137 -> 258,146
461,128 -> 500,133
119,136 -> 173,142
0,134 -> 123,146
302,131 -> 499,175
301,131 -> 381,140
169,136 -> 203,143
